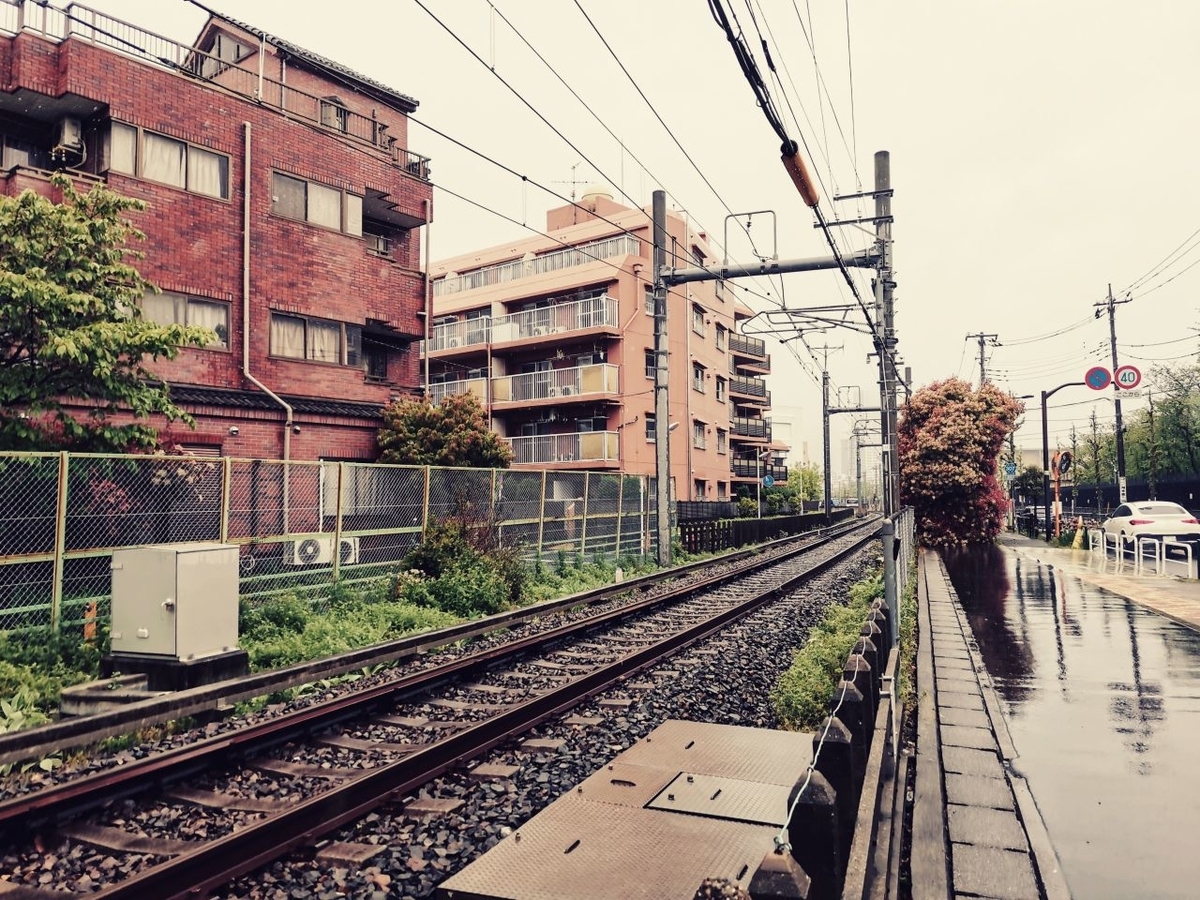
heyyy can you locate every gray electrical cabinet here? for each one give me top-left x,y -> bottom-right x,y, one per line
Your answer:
110,543 -> 240,661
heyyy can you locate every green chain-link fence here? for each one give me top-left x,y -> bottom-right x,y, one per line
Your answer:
0,452 -> 654,633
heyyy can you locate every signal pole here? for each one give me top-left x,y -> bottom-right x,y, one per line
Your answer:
967,332 -> 1000,386
1096,284 -> 1131,502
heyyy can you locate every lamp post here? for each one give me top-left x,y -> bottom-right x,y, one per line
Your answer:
755,448 -> 770,519
1041,382 -> 1085,542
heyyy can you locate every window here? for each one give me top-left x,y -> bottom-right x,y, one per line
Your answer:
645,349 -> 656,379
271,172 -> 362,235
320,97 -> 348,133
716,324 -> 727,351
645,414 -> 656,442
717,429 -> 728,454
644,285 -> 655,316
270,312 -> 364,366
693,420 -> 706,449
692,304 -> 706,336
716,376 -> 727,402
137,130 -> 229,199
717,482 -> 728,500
141,291 -> 229,348
694,479 -> 706,498
691,245 -> 706,266
692,362 -> 705,393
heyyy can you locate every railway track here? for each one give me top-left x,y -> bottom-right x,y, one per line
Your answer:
0,520 -> 879,899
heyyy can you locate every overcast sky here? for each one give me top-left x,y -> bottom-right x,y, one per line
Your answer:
88,0 -> 1200,484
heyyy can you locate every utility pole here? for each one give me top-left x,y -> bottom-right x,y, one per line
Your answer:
814,344 -> 841,520
873,151 -> 899,516
651,191 -> 671,566
1095,284 -> 1131,502
967,332 -> 1000,386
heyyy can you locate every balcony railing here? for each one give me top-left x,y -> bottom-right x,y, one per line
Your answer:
434,234 -> 641,297
427,377 -> 487,406
731,458 -> 789,479
731,416 -> 772,440
506,432 -> 619,465
492,364 -> 618,403
729,332 -> 771,371
729,375 -> 769,402
428,318 -> 491,352
1,1 -> 431,176
491,295 -> 618,342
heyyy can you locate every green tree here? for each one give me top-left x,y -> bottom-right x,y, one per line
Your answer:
898,377 -> 1021,550
0,176 -> 213,451
377,392 -> 513,468
790,461 -> 823,501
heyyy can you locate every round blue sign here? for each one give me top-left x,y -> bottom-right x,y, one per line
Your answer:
1085,366 -> 1112,390
762,475 -> 775,488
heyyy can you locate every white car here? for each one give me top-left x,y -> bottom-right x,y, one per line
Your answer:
1101,502 -> 1200,543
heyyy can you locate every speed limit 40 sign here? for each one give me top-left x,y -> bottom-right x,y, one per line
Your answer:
1115,365 -> 1142,389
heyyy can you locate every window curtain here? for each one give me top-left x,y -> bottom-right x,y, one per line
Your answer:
142,292 -> 183,326
143,133 -> 185,187
307,320 -> 341,363
105,123 -> 136,174
308,183 -> 341,230
189,300 -> 228,347
270,314 -> 305,359
188,148 -> 227,199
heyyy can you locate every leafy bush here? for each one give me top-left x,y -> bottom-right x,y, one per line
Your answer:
771,571 -> 882,730
0,629 -> 102,720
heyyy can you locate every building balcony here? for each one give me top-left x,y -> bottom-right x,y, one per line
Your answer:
426,318 -> 491,354
730,416 -> 772,441
729,375 -> 770,406
492,364 -> 619,407
730,458 -> 789,480
505,432 -> 619,467
433,234 -> 640,297
489,295 -> 619,346
428,377 -> 487,406
728,332 -> 771,374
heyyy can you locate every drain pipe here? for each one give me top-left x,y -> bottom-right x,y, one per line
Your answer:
241,122 -> 294,524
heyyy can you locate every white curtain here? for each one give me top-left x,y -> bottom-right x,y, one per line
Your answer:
143,133 -> 185,187
187,147 -> 227,199
141,292 -> 183,326
344,193 -> 362,236
189,300 -> 228,347
308,183 -> 341,230
106,123 -> 136,174
307,320 -> 341,363
270,314 -> 305,359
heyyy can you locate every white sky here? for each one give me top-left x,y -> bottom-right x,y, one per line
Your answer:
87,1 -> 1200,484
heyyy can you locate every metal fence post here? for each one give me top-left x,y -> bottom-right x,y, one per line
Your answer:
580,472 -> 590,557
219,457 -> 232,544
421,465 -> 431,538
881,517 -> 899,647
51,451 -> 69,634
537,468 -> 547,560
332,462 -> 344,582
614,475 -> 624,560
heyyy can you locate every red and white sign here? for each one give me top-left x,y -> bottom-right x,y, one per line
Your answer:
1114,365 -> 1142,389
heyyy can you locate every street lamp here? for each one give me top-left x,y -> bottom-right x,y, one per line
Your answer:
1041,382 -> 1085,542
755,448 -> 771,519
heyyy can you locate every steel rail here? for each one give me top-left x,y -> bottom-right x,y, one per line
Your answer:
0,521 -> 876,834
94,525 -> 880,899
0,518 -> 866,769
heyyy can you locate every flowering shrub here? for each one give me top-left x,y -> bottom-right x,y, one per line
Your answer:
898,378 -> 1022,550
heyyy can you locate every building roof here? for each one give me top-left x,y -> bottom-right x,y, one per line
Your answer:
167,384 -> 386,420
195,2 -> 418,112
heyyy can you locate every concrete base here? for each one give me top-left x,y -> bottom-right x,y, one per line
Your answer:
102,648 -> 250,692
60,673 -> 161,717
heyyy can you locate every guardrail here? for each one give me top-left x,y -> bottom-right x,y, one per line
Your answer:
1089,528 -> 1199,580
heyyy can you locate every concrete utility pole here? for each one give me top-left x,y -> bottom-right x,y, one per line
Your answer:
967,332 -> 1000,386
1096,284 -> 1131,502
814,344 -> 841,519
873,152 -> 900,516
652,191 -> 671,566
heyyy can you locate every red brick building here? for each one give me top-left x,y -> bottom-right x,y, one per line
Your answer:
0,2 -> 432,460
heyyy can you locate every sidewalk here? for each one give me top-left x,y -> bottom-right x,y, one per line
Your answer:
912,550 -> 1069,900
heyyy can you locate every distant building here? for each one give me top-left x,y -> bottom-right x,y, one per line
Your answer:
0,2 -> 432,459
427,192 -> 788,499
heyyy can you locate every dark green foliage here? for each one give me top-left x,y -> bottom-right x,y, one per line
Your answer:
771,571 -> 883,730
377,393 -> 512,468
0,628 -> 103,719
399,517 -> 527,617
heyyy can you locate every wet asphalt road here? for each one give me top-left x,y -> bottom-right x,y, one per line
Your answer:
943,545 -> 1200,900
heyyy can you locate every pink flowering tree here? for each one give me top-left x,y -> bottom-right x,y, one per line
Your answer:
898,378 -> 1022,550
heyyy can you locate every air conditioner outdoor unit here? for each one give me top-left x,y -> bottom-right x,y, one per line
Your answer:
560,385 -> 574,396
447,337 -> 461,348
547,386 -> 559,397
532,327 -> 547,337
290,536 -> 359,566
55,117 -> 83,153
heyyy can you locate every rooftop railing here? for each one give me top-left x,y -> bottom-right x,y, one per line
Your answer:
434,234 -> 640,297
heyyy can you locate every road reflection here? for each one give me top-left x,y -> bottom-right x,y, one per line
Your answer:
943,546 -> 1200,899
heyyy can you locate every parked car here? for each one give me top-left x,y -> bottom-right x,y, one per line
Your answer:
1101,502 -> 1200,543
